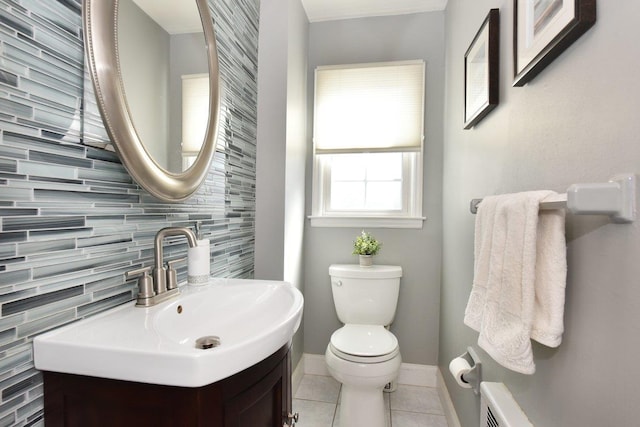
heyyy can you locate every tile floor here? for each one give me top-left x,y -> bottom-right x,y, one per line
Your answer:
293,374 -> 449,427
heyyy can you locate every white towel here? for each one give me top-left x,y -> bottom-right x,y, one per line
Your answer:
531,207 -> 567,347
464,191 -> 567,374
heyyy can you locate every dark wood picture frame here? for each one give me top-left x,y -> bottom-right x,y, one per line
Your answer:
464,9 -> 500,130
513,0 -> 596,86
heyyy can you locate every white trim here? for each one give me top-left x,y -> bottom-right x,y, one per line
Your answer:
292,355 -> 305,396
311,60 -> 426,229
300,353 -> 437,387
301,0 -> 448,23
316,59 -> 426,72
437,367 -> 462,427
311,152 -> 424,226
408,150 -> 423,218
315,146 -> 422,155
309,216 -> 425,229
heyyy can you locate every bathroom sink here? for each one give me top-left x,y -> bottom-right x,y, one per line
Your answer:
34,279 -> 303,387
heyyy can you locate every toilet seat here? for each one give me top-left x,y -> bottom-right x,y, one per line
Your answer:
330,325 -> 399,363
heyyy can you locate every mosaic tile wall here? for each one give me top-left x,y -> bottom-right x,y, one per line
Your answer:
0,0 -> 259,424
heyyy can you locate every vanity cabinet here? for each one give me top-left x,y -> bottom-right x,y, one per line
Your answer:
43,345 -> 292,427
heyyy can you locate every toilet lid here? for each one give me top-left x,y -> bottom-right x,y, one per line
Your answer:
330,325 -> 398,357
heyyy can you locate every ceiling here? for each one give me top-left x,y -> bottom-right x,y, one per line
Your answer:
300,0 -> 448,22
132,0 -> 202,34
131,0 -> 449,34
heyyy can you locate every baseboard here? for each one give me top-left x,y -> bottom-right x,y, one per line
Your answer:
437,367 -> 462,427
292,355 -> 305,396
301,353 -> 437,387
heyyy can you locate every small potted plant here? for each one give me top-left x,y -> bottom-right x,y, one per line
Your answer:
352,230 -> 381,267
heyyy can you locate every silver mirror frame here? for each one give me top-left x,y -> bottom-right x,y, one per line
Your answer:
83,0 -> 221,202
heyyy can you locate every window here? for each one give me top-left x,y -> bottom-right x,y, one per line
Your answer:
181,73 -> 209,170
310,60 -> 425,228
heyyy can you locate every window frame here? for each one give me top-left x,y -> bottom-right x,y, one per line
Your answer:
310,152 -> 424,228
309,60 -> 426,229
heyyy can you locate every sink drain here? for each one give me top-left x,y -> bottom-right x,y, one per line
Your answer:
195,336 -> 221,350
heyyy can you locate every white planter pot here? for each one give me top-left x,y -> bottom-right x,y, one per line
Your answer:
359,255 -> 373,267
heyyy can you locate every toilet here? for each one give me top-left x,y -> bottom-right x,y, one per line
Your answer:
325,264 -> 403,427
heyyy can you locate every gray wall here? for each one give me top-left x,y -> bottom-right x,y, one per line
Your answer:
255,0 -> 309,368
303,12 -> 445,365
0,0 -> 258,423
255,0 -> 287,282
119,0 -> 170,168
440,1 -> 640,426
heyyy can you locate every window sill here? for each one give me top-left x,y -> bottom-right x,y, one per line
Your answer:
308,216 -> 425,229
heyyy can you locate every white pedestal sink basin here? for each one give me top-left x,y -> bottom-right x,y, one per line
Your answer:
34,278 -> 303,387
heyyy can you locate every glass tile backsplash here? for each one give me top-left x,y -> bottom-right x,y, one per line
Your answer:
0,0 -> 259,424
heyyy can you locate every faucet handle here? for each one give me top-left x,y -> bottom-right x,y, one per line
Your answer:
126,266 -> 155,300
166,257 -> 186,290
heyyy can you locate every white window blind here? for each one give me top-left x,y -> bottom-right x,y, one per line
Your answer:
181,73 -> 209,154
314,60 -> 424,154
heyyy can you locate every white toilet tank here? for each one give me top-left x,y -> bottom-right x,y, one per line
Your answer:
329,264 -> 402,326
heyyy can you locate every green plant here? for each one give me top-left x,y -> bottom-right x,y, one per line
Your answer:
352,230 -> 381,256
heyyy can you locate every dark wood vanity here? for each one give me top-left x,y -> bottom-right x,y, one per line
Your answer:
42,344 -> 292,426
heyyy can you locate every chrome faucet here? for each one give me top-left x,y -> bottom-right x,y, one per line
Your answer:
126,227 -> 198,307
153,227 -> 197,293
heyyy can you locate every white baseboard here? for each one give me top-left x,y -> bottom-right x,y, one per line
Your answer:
437,367 -> 462,427
300,353 -> 437,387
292,355 -> 305,396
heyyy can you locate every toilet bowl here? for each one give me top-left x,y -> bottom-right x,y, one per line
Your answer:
326,325 -> 401,427
325,264 -> 403,427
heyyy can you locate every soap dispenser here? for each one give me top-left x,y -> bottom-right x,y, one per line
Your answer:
187,222 -> 210,285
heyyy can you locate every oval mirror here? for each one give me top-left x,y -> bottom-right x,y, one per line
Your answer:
84,0 -> 220,202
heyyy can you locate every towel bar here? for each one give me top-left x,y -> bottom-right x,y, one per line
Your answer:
470,194 -> 566,214
470,173 -> 636,223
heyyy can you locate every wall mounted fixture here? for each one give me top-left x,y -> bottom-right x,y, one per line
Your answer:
449,347 -> 482,395
84,0 -> 221,202
470,173 -> 636,223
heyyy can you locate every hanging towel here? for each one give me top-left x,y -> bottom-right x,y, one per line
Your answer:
464,191 -> 566,374
530,207 -> 567,347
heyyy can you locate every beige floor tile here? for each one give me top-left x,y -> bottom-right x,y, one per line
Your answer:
295,374 -> 341,403
293,398 -> 337,427
332,404 -> 390,427
294,375 -> 449,427
392,410 -> 449,427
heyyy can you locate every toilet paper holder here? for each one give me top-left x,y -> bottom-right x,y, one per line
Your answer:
456,347 -> 482,395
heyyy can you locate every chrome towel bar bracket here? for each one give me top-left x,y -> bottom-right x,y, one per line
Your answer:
470,173 -> 636,223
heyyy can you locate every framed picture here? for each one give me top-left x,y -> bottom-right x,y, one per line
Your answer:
513,0 -> 596,86
464,9 -> 500,130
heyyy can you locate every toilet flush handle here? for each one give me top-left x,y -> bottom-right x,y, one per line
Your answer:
333,280 -> 342,287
